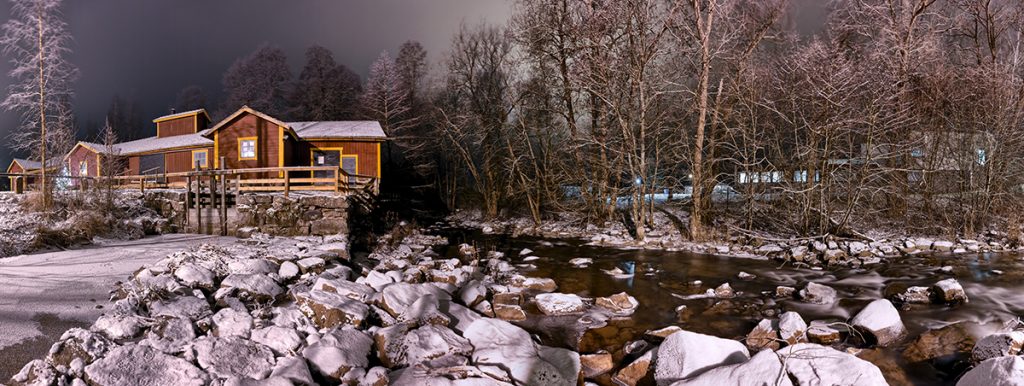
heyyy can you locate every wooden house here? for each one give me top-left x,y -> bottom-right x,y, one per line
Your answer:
5,158 -> 58,191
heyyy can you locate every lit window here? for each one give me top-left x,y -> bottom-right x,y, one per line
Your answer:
911,149 -> 924,158
794,170 -> 808,183
239,138 -> 256,160
738,172 -> 748,184
79,161 -> 88,176
976,149 -> 987,165
193,150 -> 208,168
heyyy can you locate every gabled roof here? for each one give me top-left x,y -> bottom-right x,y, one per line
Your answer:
69,134 -> 212,157
153,108 -> 211,124
288,121 -> 386,140
7,158 -> 59,173
200,106 -> 296,138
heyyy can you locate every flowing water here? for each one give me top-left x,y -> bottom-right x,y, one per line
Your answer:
436,226 -> 1024,385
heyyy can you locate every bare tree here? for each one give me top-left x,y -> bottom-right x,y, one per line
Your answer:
219,45 -> 292,118
175,85 -> 207,112
1,0 -> 77,209
289,45 -> 362,120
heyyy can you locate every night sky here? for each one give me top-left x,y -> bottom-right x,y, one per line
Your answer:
0,0 -> 826,168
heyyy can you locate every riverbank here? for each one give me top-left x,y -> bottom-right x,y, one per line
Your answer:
10,224 -> 1022,385
448,209 -> 1023,268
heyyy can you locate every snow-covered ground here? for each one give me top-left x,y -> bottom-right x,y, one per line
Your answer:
0,234 -> 234,379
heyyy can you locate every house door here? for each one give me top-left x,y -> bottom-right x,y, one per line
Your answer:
312,150 -> 341,179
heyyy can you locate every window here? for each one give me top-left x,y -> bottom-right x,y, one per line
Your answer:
238,137 -> 257,160
192,150 -> 208,168
794,170 -> 808,183
79,161 -> 88,177
976,149 -> 987,165
911,149 -> 924,158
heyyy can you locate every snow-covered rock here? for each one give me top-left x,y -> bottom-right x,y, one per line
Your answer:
149,296 -> 212,321
569,257 -> 593,267
397,294 -> 451,326
250,326 -> 303,356
675,349 -> 792,386
895,286 -> 931,304
655,329 -> 750,385
806,321 -> 841,344
713,283 -> 735,298
313,277 -> 375,302
932,278 -> 969,304
778,312 -> 807,345
595,292 -> 639,315
174,263 -> 216,290
84,344 -> 208,386
192,336 -> 276,380
374,324 -> 473,367
92,313 -> 145,341
777,343 -> 887,385
301,327 -> 372,381
957,355 -> 1024,386
931,240 -> 954,251
612,348 -> 655,386
850,299 -> 906,347
378,283 -> 452,317
277,261 -> 299,280
746,319 -> 780,351
464,318 -> 580,386
212,308 -> 253,338
798,283 -> 836,305
294,289 -> 369,329
535,293 -> 586,316
268,356 -> 315,385
220,274 -> 283,302
141,317 -> 195,354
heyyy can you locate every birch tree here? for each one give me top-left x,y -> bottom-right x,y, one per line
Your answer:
1,0 -> 76,208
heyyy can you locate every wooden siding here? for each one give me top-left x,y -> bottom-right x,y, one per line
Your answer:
157,115 -> 203,138
128,156 -> 140,175
294,140 -> 380,178
214,113 -> 282,177
67,145 -> 101,181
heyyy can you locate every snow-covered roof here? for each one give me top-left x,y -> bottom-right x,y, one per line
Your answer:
10,158 -> 59,171
153,108 -> 210,123
76,134 -> 212,156
288,121 -> 386,140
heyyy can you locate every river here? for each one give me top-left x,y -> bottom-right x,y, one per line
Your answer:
435,226 -> 1024,385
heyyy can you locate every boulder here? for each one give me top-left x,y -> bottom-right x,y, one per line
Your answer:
228,259 -> 279,275
612,349 -> 655,386
570,258 -> 593,267
268,356 -> 315,385
212,308 -> 253,338
806,321 -> 841,345
363,270 -> 399,292
595,292 -> 639,315
902,323 -> 975,363
149,296 -> 212,321
174,263 -> 216,290
220,274 -> 283,302
535,293 -> 587,316
141,317 -> 195,354
379,283 -> 452,317
746,319 -> 780,351
957,355 -> 1024,386
302,327 -> 373,381
397,294 -> 451,326
972,331 -> 1024,363
46,328 -> 112,372
493,304 -> 527,321
931,240 -> 954,251
458,280 -> 487,307
675,349 -> 793,386
775,286 -> 796,298
850,299 -> 906,347
9,360 -> 57,386
932,278 -> 969,304
313,277 -> 375,302
92,313 -> 145,341
895,286 -> 932,304
714,283 -> 735,298
463,318 -> 580,386
778,312 -> 807,345
192,336 -> 276,380
84,345 -> 208,386
798,283 -> 836,305
295,290 -> 369,329
580,351 -> 614,378
296,257 -> 326,274
655,330 -> 750,385
277,261 -> 300,280
737,271 -> 756,280
250,326 -> 303,356
374,324 -> 473,367
777,343 -> 887,385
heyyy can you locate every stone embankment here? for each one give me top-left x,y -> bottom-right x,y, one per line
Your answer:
143,191 -> 349,237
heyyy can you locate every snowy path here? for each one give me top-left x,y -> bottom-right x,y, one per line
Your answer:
0,234 -> 234,378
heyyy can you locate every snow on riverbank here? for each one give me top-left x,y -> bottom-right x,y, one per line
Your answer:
448,209 -> 1023,268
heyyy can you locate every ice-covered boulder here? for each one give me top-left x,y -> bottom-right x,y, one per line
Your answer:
212,308 -> 253,338
379,283 -> 453,317
655,329 -> 750,385
464,318 -> 580,386
149,296 -> 212,321
192,336 -> 276,380
798,283 -> 836,305
957,355 -> 1024,386
294,289 -> 369,329
250,326 -> 303,356
777,343 -> 887,385
675,349 -> 792,386
302,327 -> 373,381
174,263 -> 216,290
141,317 -> 196,354
850,299 -> 906,347
932,278 -> 969,304
84,344 -> 208,386
972,331 -> 1024,363
535,293 -> 586,316
374,323 -> 473,367
220,274 -> 283,302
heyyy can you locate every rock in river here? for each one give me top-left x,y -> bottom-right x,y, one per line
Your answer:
932,278 -> 969,305
798,283 -> 836,305
655,329 -> 750,385
778,343 -> 888,385
535,293 -> 587,316
464,318 -> 580,386
675,349 -> 792,386
972,331 -> 1024,363
957,355 -> 1024,386
850,299 -> 906,347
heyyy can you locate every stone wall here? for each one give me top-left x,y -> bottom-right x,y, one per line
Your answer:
141,191 -> 350,237
235,193 -> 349,237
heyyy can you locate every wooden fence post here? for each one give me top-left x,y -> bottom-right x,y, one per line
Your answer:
284,171 -> 290,198
185,174 -> 191,227
195,162 -> 202,234
220,164 -> 227,236
334,168 -> 340,193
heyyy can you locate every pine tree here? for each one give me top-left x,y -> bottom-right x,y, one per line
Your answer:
174,85 -> 207,112
289,45 -> 361,120
219,45 -> 292,118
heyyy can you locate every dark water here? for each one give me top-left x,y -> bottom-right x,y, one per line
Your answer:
436,226 -> 1024,385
